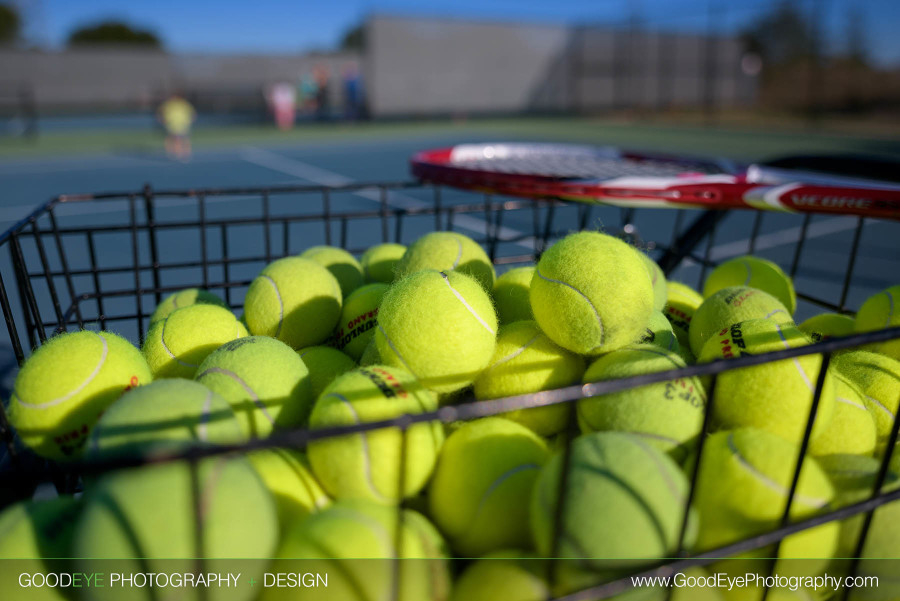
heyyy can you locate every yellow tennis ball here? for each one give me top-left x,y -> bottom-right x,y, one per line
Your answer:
195,336 -> 313,438
8,330 -> 151,461
142,304 -> 247,379
636,310 -> 681,354
396,231 -> 496,290
808,374 -> 877,458
799,312 -> 855,343
530,231 -> 654,355
639,252 -> 668,311
854,285 -> 900,361
358,338 -> 380,366
244,256 -> 342,349
87,379 -> 243,460
579,344 -> 706,461
332,282 -> 388,360
698,319 -> 836,443
473,321 -> 585,437
493,265 -> 535,324
149,288 -> 227,325
832,350 -> 900,447
297,345 -> 356,399
376,269 -> 497,393
360,242 -> 406,283
300,245 -> 364,297
449,551 -> 550,601
689,286 -> 793,356
664,280 -> 704,349
428,417 -> 549,557
247,448 -> 331,532
703,255 -> 797,314
308,365 -> 444,503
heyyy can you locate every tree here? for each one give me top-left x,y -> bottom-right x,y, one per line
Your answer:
0,3 -> 21,45
845,6 -> 867,65
339,24 -> 364,51
67,21 -> 161,48
740,0 -> 811,66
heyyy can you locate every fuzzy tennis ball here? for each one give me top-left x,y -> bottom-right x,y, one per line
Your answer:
637,310 -> 680,353
703,255 -> 797,314
396,231 -> 496,290
493,266 -> 535,324
473,321 -> 585,437
297,345 -> 356,399
75,457 -> 277,601
87,379 -> 243,460
665,280 -> 704,349
8,330 -> 151,461
799,312 -> 855,343
428,417 -> 549,556
333,283 -> 389,360
689,286 -> 793,356
360,242 -> 406,283
142,304 -> 247,379
244,256 -> 342,349
195,336 -> 312,438
359,338 -> 380,366
531,431 -> 695,593
261,500 -> 450,601
579,345 -> 706,461
855,285 -> 900,361
247,448 -> 330,531
698,319 -> 835,443
449,551 -> 550,601
808,374 -> 877,457
149,288 -> 227,325
300,245 -> 364,297
832,350 -> 900,446
639,252 -> 668,311
376,269 -> 497,393
308,365 -> 444,503
531,231 -> 654,355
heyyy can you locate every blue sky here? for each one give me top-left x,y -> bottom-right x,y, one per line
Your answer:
21,0 -> 900,65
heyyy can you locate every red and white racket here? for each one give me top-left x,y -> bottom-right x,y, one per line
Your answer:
410,143 -> 900,220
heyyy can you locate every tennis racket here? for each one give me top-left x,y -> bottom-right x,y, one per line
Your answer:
410,143 -> 900,220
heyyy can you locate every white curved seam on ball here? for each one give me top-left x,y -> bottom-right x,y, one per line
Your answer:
741,259 -> 753,287
535,267 -> 603,345
161,316 -> 198,368
332,505 -> 395,556
197,367 -> 275,425
330,392 -> 389,503
15,333 -> 109,409
628,435 -> 684,504
775,324 -> 814,393
835,394 -> 867,412
198,459 -> 228,530
630,430 -> 685,447
262,275 -> 284,338
486,333 -> 539,372
466,463 -> 539,535
198,390 -> 212,441
765,308 -> 790,321
376,323 -> 418,377
864,394 -> 893,422
440,272 -> 495,335
727,433 -> 827,508
452,235 -> 463,269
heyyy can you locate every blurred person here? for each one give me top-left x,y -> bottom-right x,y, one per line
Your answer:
157,92 -> 196,160
267,81 -> 296,131
314,65 -> 331,120
342,63 -> 363,121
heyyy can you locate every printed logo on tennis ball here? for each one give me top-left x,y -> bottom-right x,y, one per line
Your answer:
712,324 -> 751,359
664,306 -> 692,331
334,308 -> 378,349
360,366 -> 410,400
663,378 -> 705,409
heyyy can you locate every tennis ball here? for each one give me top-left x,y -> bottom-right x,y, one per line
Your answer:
244,256 -> 342,349
579,345 -> 706,461
639,252 -> 668,311
832,351 -> 900,446
333,283 -> 389,360
698,319 -> 836,443
703,255 -> 797,314
87,379 -> 243,460
247,448 -> 330,531
142,304 -> 247,379
261,500 -> 450,601
75,457 -> 277,601
8,330 -> 151,461
808,374 -> 877,457
359,338 -> 380,366
360,242 -> 406,283
396,231 -> 496,290
637,310 -> 680,353
799,312 -> 855,343
473,321 -> 585,437
665,280 -> 704,349
308,365 -> 444,503
689,286 -> 793,356
428,417 -> 549,556
376,269 -> 497,393
297,345 -> 356,399
300,245 -> 365,297
449,551 -> 550,601
149,288 -> 227,325
531,231 -> 654,355
855,285 -> 900,361
195,336 -> 312,438
493,265 -> 535,324
531,431 -> 695,592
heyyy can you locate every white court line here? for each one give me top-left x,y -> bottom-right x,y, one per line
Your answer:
240,146 -> 537,250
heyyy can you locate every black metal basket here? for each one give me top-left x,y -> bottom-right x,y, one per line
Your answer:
0,181 -> 899,601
